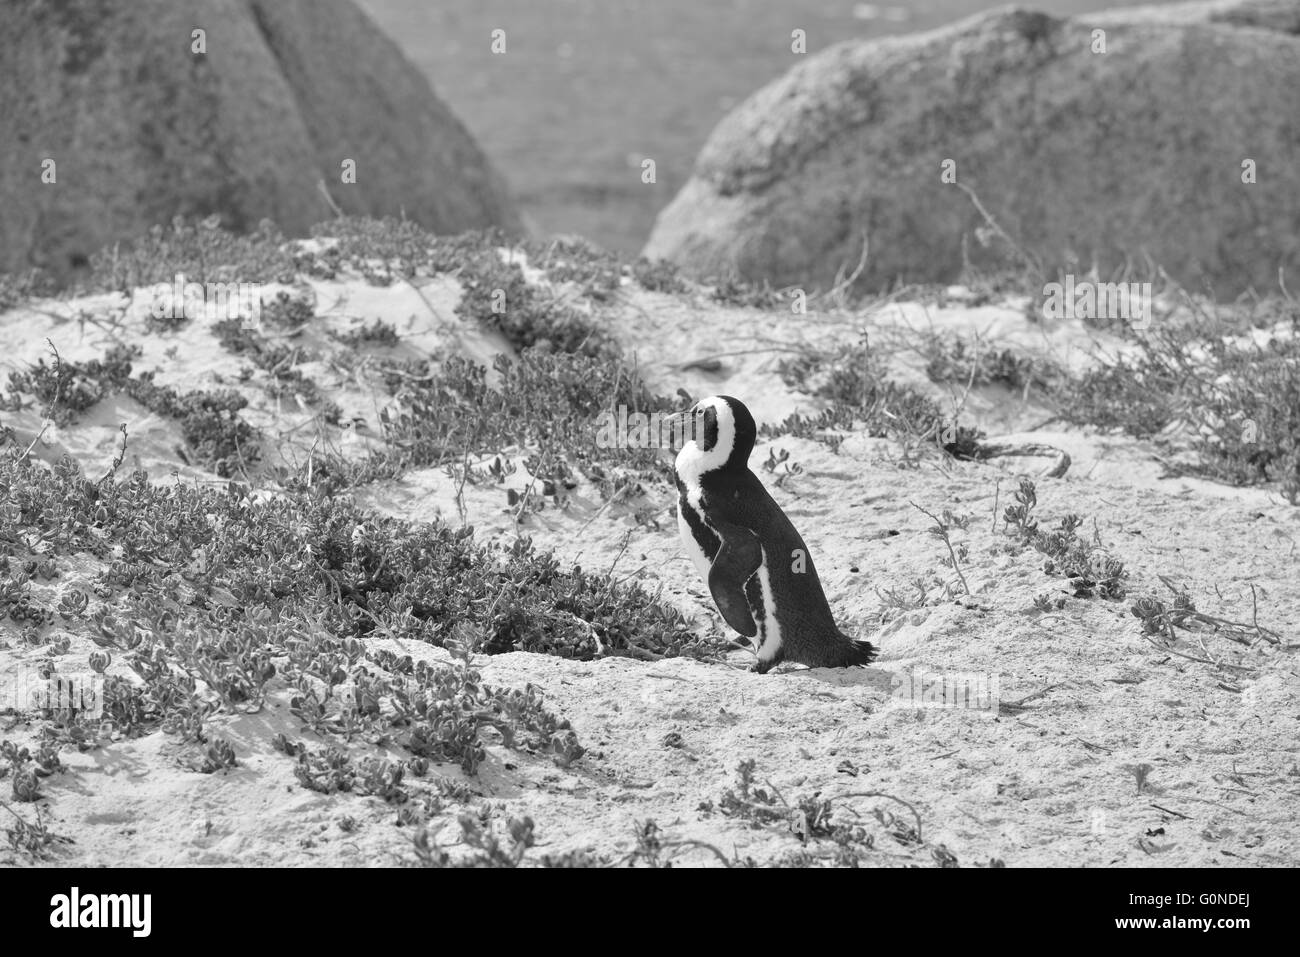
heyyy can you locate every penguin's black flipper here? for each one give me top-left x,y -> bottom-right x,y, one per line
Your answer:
704,517 -> 762,638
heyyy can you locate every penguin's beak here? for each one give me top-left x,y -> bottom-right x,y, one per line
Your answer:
665,403 -> 707,447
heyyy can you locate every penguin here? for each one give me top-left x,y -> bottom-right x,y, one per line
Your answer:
670,395 -> 877,674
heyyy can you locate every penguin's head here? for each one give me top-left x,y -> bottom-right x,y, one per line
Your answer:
672,395 -> 757,481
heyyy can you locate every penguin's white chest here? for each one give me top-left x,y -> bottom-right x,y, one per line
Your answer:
676,498 -> 783,665
677,503 -> 715,584
751,558 -> 783,664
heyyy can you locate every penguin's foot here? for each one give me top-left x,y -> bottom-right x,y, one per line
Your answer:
749,648 -> 785,674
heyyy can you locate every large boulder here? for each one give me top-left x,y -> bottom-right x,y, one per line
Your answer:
1094,0 -> 1300,32
643,4 -> 1300,298
0,0 -> 521,281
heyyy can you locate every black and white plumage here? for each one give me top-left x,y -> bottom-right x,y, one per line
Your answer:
672,395 -> 877,673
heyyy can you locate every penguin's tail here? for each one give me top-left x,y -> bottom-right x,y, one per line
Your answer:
791,629 -> 878,669
828,631 -> 876,668
847,636 -> 878,666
